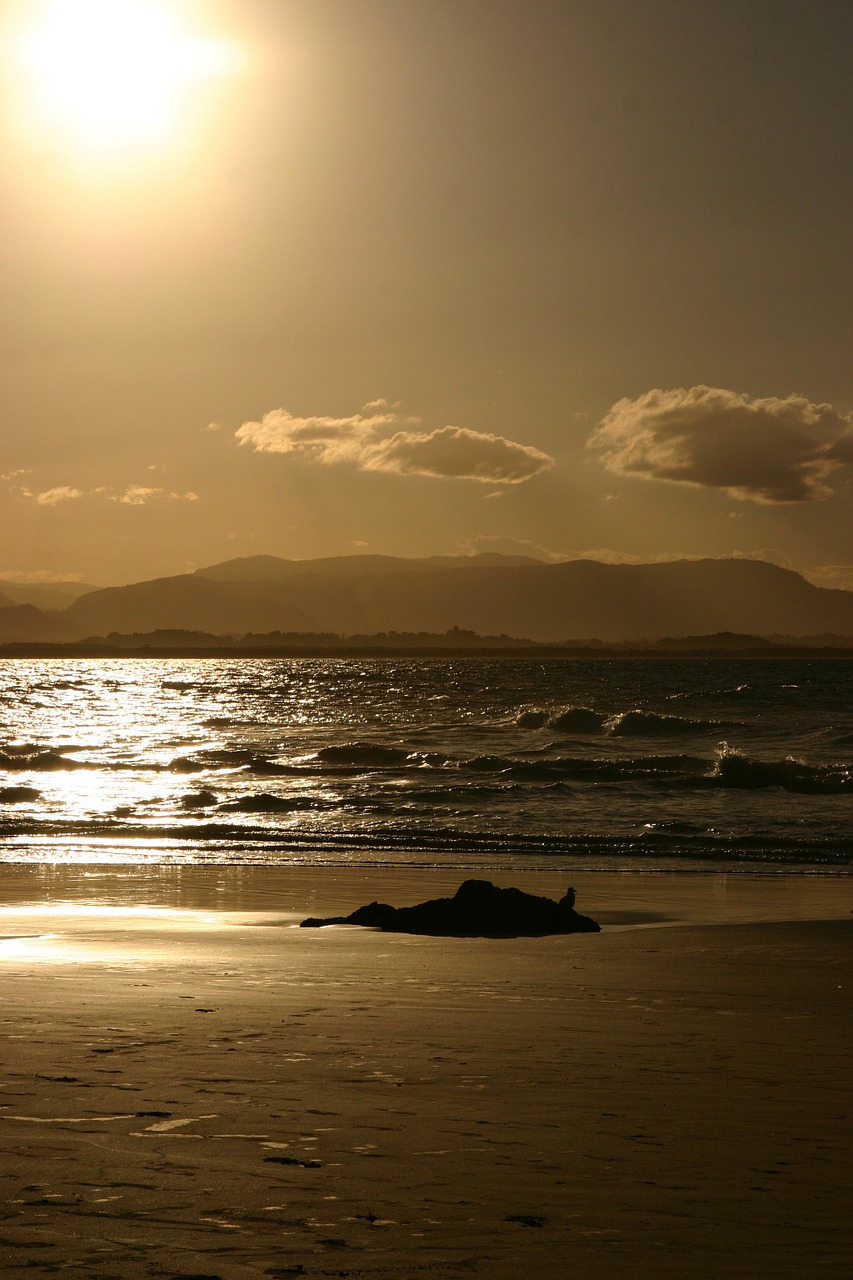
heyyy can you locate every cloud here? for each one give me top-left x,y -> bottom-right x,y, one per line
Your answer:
108,485 -> 199,505
111,485 -> 163,505
235,406 -> 413,462
367,425 -> 552,483
589,386 -> 853,503
804,564 -> 853,592
0,568 -> 87,583
361,398 -> 395,412
236,404 -> 553,485
34,486 -> 83,506
12,482 -> 199,509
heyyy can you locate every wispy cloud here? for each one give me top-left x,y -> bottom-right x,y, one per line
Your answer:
236,404 -> 553,485
109,486 -> 199,505
33,486 -> 83,506
804,563 -> 853,592
16,483 -> 199,507
111,485 -> 163,505
589,386 -> 853,503
0,568 -> 88,583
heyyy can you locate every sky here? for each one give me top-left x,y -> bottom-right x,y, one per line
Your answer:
1,0 -> 852,589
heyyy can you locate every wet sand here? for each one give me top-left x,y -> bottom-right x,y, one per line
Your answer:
0,868 -> 851,1278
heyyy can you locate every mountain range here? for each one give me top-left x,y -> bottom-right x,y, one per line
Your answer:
1,554 -> 853,645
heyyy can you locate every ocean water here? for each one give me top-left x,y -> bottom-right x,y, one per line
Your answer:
0,656 -> 851,872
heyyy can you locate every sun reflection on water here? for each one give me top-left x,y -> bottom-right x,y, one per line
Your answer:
3,655 -> 852,872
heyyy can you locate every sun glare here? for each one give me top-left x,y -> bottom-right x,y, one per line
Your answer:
9,0 -> 240,154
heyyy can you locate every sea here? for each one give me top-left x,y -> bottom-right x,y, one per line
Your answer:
0,655 -> 851,874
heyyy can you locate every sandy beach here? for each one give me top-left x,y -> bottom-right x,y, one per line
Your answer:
0,867 -> 850,1279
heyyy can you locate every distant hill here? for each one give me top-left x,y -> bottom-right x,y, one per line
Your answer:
37,554 -> 853,643
194,552 -> 544,581
0,603 -> 78,642
0,581 -> 95,610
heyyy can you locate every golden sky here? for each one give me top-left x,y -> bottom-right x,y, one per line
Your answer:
1,0 -> 852,587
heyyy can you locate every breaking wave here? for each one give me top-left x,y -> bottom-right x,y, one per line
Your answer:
711,745 -> 852,793
606,709 -> 722,736
516,706 -> 725,736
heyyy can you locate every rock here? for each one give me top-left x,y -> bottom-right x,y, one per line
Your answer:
300,878 -> 600,937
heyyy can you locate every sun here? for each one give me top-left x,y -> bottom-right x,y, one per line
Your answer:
8,0 -> 240,154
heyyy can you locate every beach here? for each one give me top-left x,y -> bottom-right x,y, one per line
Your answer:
0,868 -> 850,1279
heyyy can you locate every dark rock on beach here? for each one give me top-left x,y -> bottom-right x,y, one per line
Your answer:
300,878 -> 600,937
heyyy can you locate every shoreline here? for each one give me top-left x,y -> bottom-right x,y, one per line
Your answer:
3,643 -> 853,659
1,650 -> 850,660
1,867 -> 850,1278
2,862 -> 852,922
